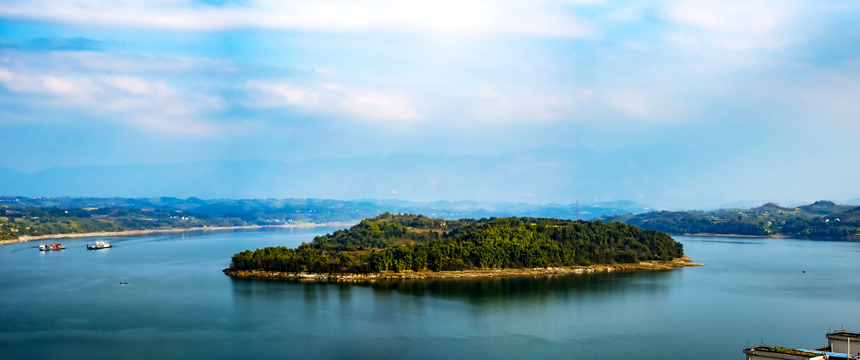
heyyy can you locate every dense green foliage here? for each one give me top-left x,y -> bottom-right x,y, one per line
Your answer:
228,213 -> 684,273
605,201 -> 860,240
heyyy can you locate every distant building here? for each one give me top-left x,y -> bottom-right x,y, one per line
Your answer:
744,330 -> 860,360
827,331 -> 860,356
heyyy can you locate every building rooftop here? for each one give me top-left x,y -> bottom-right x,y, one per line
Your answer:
828,331 -> 860,339
743,346 -> 859,359
744,346 -> 825,359
797,349 -> 856,360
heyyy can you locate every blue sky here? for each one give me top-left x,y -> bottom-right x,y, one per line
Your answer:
1,0 -> 859,208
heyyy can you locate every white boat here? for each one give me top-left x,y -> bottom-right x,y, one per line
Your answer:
87,240 -> 112,250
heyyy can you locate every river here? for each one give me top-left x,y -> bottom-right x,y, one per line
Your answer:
1,227 -> 858,359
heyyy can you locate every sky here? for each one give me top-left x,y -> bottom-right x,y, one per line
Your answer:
1,0 -> 859,209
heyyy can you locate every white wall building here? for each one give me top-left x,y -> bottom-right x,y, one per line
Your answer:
827,331 -> 860,357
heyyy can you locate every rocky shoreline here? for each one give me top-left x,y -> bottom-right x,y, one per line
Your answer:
223,256 -> 703,282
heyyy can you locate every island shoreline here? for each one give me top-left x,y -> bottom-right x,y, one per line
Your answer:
0,222 -> 356,245
223,256 -> 703,282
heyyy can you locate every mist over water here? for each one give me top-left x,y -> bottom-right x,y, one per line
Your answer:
1,228 -> 858,359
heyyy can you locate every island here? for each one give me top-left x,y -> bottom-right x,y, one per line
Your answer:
224,213 -> 699,281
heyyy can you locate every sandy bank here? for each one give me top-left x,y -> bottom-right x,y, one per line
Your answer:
223,256 -> 703,282
0,222 -> 355,245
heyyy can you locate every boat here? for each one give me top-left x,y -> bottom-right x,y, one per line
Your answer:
39,244 -> 65,251
87,240 -> 112,250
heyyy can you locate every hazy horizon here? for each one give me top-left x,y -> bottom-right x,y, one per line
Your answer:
2,1 -> 859,209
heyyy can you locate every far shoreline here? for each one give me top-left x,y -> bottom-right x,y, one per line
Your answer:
674,232 -> 860,241
0,222 -> 356,245
676,232 -> 786,239
223,256 -> 704,282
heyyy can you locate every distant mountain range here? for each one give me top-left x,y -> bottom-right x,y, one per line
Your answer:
3,196 -> 858,241
0,196 -> 653,225
5,148 -> 854,209
605,200 -> 860,240
0,195 -> 659,241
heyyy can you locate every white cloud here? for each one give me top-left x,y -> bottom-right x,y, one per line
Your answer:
589,87 -> 685,123
100,75 -> 153,95
0,68 -> 11,82
0,69 -> 97,96
0,49 -> 237,77
0,66 -> 221,136
664,0 -> 797,35
664,32 -> 701,52
603,90 -> 656,118
460,86 -> 589,123
764,72 -> 860,135
662,0 -> 801,51
253,83 -> 319,108
247,81 -> 421,122
125,113 -> 217,136
0,0 -> 594,38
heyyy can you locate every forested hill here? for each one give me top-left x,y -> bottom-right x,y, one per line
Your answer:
604,200 -> 860,240
228,213 -> 684,274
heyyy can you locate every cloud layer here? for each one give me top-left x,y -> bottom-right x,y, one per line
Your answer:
0,0 -> 594,37
1,0 -> 859,206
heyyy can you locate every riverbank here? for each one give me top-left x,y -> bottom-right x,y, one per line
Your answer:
224,256 -> 703,281
677,232 -> 860,241
0,222 -> 355,245
679,232 -> 786,238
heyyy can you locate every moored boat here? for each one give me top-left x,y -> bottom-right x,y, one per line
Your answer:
87,240 -> 112,250
39,243 -> 65,251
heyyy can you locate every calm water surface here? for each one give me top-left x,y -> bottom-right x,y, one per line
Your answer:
1,228 -> 859,359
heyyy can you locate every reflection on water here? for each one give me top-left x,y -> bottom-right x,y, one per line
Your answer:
229,270 -> 674,307
367,271 -> 672,303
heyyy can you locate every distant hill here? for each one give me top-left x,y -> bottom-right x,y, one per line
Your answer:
0,196 -> 652,221
5,195 -> 858,242
825,206 -> 860,222
0,196 -> 653,240
751,202 -> 795,213
797,200 -> 855,215
604,200 -> 860,240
